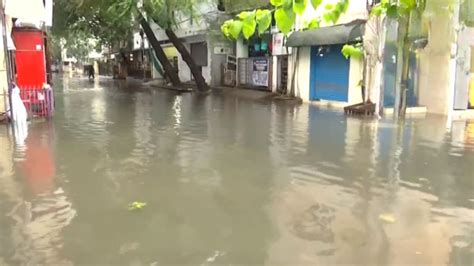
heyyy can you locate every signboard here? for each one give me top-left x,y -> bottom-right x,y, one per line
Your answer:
252,58 -> 269,87
272,33 -> 287,55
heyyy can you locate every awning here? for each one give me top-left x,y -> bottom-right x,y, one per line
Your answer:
286,20 -> 366,47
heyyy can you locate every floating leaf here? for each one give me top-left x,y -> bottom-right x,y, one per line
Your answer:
378,213 -> 397,223
256,9 -> 272,34
275,7 -> 295,35
128,201 -> 147,211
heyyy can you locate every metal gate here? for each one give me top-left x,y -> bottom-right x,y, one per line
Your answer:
238,58 -> 250,86
18,86 -> 55,118
310,44 -> 350,102
277,55 -> 288,93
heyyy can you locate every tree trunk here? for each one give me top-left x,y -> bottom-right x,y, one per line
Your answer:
399,13 -> 412,118
165,29 -> 209,92
138,13 -> 180,86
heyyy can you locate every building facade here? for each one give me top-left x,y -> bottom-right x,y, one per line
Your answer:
277,0 -> 370,107
148,1 -> 233,87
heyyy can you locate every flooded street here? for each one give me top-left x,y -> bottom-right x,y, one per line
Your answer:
0,75 -> 473,265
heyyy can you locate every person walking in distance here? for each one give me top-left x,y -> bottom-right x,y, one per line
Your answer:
88,65 -> 95,80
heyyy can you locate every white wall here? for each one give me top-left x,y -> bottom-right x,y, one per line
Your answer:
293,47 -> 311,101
418,8 -> 454,114
236,38 -> 249,58
176,39 -> 212,84
0,47 -> 7,113
348,57 -> 364,104
150,1 -> 216,41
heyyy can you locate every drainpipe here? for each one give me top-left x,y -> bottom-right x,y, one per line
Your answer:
0,2 -> 13,121
446,0 -> 461,130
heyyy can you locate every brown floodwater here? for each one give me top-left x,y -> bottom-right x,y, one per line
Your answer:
0,75 -> 473,265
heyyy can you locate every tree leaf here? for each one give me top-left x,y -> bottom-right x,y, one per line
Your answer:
270,0 -> 287,7
311,0 -> 323,9
325,4 -> 333,10
338,0 -> 349,13
341,44 -> 363,59
323,12 -> 335,23
256,9 -> 272,34
307,18 -> 320,29
386,4 -> 399,18
221,20 -> 234,38
275,7 -> 295,35
293,0 -> 307,15
230,20 -> 243,39
400,0 -> 416,9
370,4 -> 384,16
242,11 -> 257,39
237,11 -> 253,20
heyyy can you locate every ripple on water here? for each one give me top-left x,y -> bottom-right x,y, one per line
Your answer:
290,165 -> 343,186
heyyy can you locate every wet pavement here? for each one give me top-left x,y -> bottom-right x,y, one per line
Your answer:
0,75 -> 473,265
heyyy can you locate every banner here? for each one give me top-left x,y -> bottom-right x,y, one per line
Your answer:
252,58 -> 269,87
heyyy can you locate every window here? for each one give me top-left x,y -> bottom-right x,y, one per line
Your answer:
191,42 -> 208,67
218,0 -> 225,11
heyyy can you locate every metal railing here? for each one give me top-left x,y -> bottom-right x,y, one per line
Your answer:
18,86 -> 54,118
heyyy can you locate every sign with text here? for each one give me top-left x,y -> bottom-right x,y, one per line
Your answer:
272,33 -> 288,55
252,58 -> 269,87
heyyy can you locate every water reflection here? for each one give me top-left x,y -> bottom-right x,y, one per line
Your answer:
0,75 -> 472,265
0,121 -> 76,265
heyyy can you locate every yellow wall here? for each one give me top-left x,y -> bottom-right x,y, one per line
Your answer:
163,46 -> 177,59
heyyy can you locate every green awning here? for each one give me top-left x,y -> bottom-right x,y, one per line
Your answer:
286,20 -> 366,47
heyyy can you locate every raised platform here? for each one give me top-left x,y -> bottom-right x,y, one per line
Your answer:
452,109 -> 474,120
383,106 -> 427,117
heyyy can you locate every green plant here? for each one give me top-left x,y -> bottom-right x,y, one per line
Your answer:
341,43 -> 363,59
221,0 -> 350,39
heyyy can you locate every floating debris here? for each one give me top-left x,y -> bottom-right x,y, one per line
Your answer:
378,213 -> 397,223
128,201 -> 147,211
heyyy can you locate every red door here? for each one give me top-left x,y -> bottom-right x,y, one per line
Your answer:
13,29 -> 46,89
